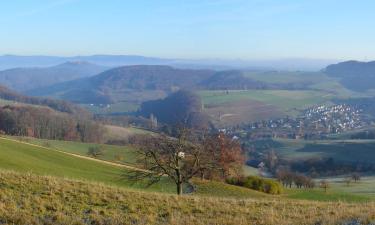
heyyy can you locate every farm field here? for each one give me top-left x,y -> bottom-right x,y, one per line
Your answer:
199,90 -> 335,126
81,89 -> 167,114
285,175 -> 375,202
268,138 -> 375,164
103,125 -> 154,141
242,71 -> 366,98
242,71 -> 332,84
81,101 -> 139,114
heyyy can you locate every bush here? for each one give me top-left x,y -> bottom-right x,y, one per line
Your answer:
87,146 -> 104,158
226,176 -> 283,195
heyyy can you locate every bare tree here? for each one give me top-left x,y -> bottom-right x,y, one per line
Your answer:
264,150 -> 278,172
128,129 -> 244,195
129,129 -> 206,195
320,180 -> 330,193
351,173 -> 361,183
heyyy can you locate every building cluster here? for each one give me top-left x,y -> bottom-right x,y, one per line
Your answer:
302,104 -> 363,133
227,104 -> 371,140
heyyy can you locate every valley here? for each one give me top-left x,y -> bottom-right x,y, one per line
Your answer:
2,1 -> 375,224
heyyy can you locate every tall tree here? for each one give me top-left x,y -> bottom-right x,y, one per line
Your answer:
130,129 -> 204,195
129,130 -> 244,195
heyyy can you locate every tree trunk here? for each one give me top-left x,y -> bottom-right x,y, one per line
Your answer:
176,167 -> 183,195
177,181 -> 183,195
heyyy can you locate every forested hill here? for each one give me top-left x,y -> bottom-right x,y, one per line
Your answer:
0,61 -> 107,92
0,85 -> 88,115
29,65 -> 278,104
27,65 -> 214,104
0,85 -> 104,142
139,90 -> 209,129
324,60 -> 375,91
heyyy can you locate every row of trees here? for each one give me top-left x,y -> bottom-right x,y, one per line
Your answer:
129,130 -> 244,195
276,170 -> 315,189
0,105 -> 105,143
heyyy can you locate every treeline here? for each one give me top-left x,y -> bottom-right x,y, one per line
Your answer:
276,170 -> 315,189
0,105 -> 105,142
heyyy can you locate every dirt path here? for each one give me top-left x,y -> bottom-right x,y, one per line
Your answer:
0,136 -> 147,172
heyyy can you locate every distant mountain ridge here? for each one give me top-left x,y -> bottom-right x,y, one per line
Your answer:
0,55 -> 338,71
0,61 -> 107,91
0,55 -> 169,70
324,60 -> 375,91
30,65 -> 306,105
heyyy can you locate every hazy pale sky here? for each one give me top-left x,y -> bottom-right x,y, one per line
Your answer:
1,0 -> 375,60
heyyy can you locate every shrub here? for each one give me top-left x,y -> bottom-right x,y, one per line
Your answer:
87,146 -> 104,158
226,176 -> 283,195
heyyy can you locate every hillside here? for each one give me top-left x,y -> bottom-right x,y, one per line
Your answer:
0,61 -> 107,91
0,137 -> 174,192
29,66 -> 291,107
0,170 -> 374,225
0,85 -> 87,115
29,65 -> 216,104
324,61 -> 375,91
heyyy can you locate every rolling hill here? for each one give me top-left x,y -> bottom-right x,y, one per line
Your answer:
29,65 -> 286,106
0,169 -> 374,224
0,137 -> 174,192
0,61 -> 107,92
0,85 -> 87,115
28,65 -> 216,104
1,134 -> 375,224
324,60 -> 375,91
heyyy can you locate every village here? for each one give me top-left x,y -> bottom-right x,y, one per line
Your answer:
226,104 -> 373,140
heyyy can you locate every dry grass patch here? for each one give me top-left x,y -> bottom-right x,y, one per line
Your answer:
0,170 -> 374,225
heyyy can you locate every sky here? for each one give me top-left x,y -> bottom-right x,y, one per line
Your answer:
1,0 -> 375,60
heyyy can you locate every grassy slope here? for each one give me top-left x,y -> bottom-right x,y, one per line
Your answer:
7,135 -> 139,165
0,136 -> 268,199
6,125 -> 154,165
3,135 -> 375,202
0,137 -> 174,193
1,171 -> 375,225
103,125 -> 155,142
